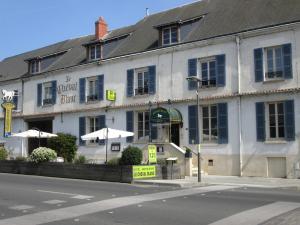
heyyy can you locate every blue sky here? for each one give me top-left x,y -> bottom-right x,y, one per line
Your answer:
0,0 -> 196,60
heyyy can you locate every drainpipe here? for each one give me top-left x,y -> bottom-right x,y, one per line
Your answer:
236,36 -> 243,177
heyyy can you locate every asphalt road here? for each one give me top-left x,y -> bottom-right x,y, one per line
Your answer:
0,173 -> 300,225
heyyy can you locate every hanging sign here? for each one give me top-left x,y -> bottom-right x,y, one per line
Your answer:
132,165 -> 156,179
150,107 -> 170,123
148,145 -> 157,164
106,90 -> 116,101
1,101 -> 15,137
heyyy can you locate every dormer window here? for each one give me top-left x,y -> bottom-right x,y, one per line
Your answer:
90,44 -> 101,60
30,60 -> 40,74
162,26 -> 178,45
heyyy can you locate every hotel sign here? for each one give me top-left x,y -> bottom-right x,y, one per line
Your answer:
57,76 -> 77,104
150,107 -> 169,123
132,165 -> 156,179
106,90 -> 116,101
1,90 -> 15,137
148,145 -> 157,164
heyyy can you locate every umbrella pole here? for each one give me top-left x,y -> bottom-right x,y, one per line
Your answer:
105,128 -> 108,164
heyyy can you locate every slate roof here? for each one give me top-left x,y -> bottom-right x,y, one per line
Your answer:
1,0 -> 300,82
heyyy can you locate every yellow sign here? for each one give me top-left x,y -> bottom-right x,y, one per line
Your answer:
1,102 -> 15,137
148,145 -> 157,164
106,90 -> 116,101
133,165 -> 156,179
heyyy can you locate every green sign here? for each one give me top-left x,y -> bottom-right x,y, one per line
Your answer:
150,107 -> 169,123
133,166 -> 156,179
106,90 -> 116,101
148,145 -> 157,164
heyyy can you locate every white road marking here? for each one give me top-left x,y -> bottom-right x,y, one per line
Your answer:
43,200 -> 66,205
9,205 -> 34,211
0,185 -> 235,225
208,201 -> 300,225
71,195 -> 94,200
37,190 -> 75,196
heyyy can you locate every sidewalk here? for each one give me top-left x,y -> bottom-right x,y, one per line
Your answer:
133,175 -> 300,188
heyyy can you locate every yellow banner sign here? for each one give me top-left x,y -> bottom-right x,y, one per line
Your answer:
148,145 -> 157,164
133,165 -> 156,179
106,90 -> 116,101
1,102 -> 15,137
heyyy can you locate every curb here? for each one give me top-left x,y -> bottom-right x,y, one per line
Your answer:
132,180 -> 210,188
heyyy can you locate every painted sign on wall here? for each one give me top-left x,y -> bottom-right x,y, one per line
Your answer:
132,165 -> 156,179
57,76 -> 77,104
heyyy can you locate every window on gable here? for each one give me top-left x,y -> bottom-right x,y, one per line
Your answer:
162,26 -> 178,45
43,82 -> 53,105
265,46 -> 284,80
135,68 -> 149,96
200,58 -> 217,87
267,102 -> 285,139
90,44 -> 101,60
202,105 -> 218,143
137,111 -> 149,140
87,77 -> 98,101
30,60 -> 40,74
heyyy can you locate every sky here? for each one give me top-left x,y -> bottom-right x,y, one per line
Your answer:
0,0 -> 196,61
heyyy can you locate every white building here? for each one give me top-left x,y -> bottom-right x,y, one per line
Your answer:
0,0 -> 300,178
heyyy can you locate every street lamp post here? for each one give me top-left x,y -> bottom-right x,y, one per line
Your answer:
186,76 -> 202,182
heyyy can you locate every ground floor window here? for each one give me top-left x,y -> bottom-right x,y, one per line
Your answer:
202,105 -> 218,143
267,102 -> 285,139
88,117 -> 99,144
137,111 -> 149,139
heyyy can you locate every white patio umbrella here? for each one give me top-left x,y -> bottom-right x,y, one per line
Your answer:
81,128 -> 134,164
12,129 -> 58,157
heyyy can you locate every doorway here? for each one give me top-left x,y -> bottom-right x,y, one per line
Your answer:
27,119 -> 53,154
171,124 -> 180,146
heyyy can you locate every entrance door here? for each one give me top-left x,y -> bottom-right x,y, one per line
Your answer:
171,124 -> 180,146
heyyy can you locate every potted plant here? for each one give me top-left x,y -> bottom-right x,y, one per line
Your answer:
184,147 -> 193,158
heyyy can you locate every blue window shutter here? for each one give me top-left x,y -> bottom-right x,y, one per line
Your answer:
216,54 -> 226,87
97,75 -> 104,101
188,58 -> 197,90
254,48 -> 263,82
37,83 -> 42,107
98,115 -> 106,145
217,103 -> 228,144
255,102 -> 265,142
283,44 -> 292,79
79,78 -> 86,103
51,80 -> 57,104
148,65 -> 156,94
188,105 -> 199,144
284,100 -> 295,141
126,111 -> 134,143
13,90 -> 18,110
127,69 -> 134,97
79,117 -> 86,146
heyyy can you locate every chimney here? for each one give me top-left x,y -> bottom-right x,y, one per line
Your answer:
95,17 -> 108,40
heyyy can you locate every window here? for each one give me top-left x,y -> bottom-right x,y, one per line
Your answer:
30,60 -> 40,74
162,26 -> 178,45
90,44 -> 101,60
267,102 -> 285,139
200,58 -> 217,87
265,46 -> 283,79
137,111 -> 149,139
135,69 -> 149,95
87,77 -> 98,101
202,105 -> 218,143
89,117 -> 99,144
43,82 -> 53,105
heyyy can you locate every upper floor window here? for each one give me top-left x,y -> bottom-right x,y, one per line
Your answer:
43,82 -> 53,105
254,43 -> 292,82
135,68 -> 149,96
37,81 -> 57,106
79,75 -> 104,104
200,58 -> 217,87
30,60 -> 40,74
87,77 -> 98,101
162,26 -> 178,45
90,44 -> 101,60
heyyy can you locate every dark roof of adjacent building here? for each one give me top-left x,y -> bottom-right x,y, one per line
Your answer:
1,0 -> 300,82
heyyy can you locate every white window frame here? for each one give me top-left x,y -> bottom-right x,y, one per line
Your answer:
30,60 -> 40,74
87,77 -> 97,101
266,102 -> 285,140
42,82 -> 53,105
162,26 -> 178,46
87,117 -> 99,144
90,44 -> 101,60
201,105 -> 218,143
264,46 -> 284,81
137,111 -> 150,140
199,57 -> 217,87
134,68 -> 149,96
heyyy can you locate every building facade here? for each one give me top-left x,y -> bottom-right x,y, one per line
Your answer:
0,0 -> 300,178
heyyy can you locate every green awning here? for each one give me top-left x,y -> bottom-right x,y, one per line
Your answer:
150,107 -> 182,124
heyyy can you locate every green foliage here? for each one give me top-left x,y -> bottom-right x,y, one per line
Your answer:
0,147 -> 8,160
47,133 -> 77,162
107,157 -> 121,166
120,146 -> 142,165
30,147 -> 57,163
15,156 -> 27,161
74,155 -> 86,164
